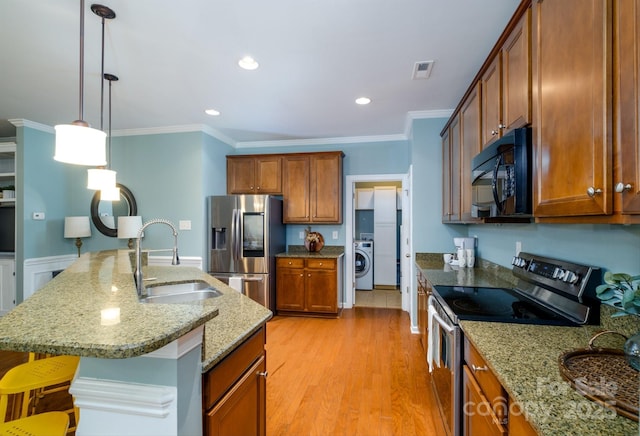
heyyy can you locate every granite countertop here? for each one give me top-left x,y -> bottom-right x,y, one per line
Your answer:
415,252 -> 640,436
0,250 -> 272,372
276,245 -> 345,259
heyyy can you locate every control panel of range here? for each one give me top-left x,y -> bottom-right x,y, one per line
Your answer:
511,252 -> 599,300
512,256 -> 579,284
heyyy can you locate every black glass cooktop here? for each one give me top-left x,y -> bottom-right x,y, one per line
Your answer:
432,285 -> 578,326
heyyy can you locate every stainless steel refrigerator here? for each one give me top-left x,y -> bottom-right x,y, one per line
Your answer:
208,195 -> 285,311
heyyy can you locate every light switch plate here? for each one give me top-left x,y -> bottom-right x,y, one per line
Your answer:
179,220 -> 192,230
332,231 -> 338,239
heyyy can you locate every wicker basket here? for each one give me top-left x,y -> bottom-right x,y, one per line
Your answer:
559,331 -> 639,421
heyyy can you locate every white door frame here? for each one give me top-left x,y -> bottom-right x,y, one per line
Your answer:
344,169 -> 413,315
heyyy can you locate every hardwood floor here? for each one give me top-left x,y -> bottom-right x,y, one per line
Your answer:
266,307 -> 445,436
0,307 -> 445,436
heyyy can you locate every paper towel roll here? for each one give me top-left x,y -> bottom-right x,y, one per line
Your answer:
229,276 -> 243,293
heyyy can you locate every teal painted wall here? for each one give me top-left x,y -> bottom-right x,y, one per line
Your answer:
409,118 -> 467,254
16,119 -> 640,304
109,131 -> 232,262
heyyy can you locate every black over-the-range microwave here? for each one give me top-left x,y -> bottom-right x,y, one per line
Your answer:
471,127 -> 532,218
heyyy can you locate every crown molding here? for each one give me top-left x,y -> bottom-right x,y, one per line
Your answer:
112,124 -> 236,147
8,118 -> 54,133
8,110 -> 452,148
403,109 -> 453,137
235,133 -> 408,149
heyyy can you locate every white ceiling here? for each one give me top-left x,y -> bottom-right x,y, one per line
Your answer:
0,0 -> 519,145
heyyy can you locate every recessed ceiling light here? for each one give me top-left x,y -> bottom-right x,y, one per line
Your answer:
238,56 -> 259,70
355,97 -> 371,105
205,109 -> 220,116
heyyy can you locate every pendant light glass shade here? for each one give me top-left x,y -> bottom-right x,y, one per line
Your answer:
54,124 -> 107,166
100,186 -> 121,201
87,168 -> 116,190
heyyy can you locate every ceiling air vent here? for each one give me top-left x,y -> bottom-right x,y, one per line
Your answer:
412,60 -> 434,80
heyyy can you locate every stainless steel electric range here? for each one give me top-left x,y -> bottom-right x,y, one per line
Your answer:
427,252 -> 601,436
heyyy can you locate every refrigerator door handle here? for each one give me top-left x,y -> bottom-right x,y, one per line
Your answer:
234,208 -> 242,261
231,208 -> 238,261
242,276 -> 264,282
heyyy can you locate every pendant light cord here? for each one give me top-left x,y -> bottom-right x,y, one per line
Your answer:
78,0 -> 85,121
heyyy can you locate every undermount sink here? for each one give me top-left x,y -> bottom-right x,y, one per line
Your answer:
139,280 -> 223,304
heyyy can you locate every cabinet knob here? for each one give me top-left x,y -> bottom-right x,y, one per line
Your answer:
256,186 -> 261,190
288,261 -> 292,265
258,371 -> 268,378
319,262 -> 323,266
587,187 -> 603,197
615,182 -> 632,193
491,130 -> 499,136
308,274 -> 311,277
250,186 -> 254,190
299,274 -> 303,277
472,364 -> 488,372
498,123 -> 505,129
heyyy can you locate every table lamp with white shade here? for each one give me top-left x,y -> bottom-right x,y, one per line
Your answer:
64,216 -> 92,257
118,216 -> 143,249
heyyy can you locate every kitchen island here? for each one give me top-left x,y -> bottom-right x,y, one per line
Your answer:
416,253 -> 639,436
0,250 -> 272,435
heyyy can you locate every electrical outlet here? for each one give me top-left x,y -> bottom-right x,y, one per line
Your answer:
179,220 -> 191,230
332,231 -> 338,239
299,231 -> 305,239
516,241 -> 522,255
33,212 -> 45,220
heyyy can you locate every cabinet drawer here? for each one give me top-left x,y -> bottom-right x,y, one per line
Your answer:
465,338 -> 507,421
203,327 -> 266,410
463,365 -> 507,436
305,258 -> 336,270
276,258 -> 304,268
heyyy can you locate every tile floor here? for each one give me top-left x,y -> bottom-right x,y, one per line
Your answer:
355,288 -> 402,309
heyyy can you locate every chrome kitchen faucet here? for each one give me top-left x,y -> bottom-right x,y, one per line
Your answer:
135,219 -> 180,295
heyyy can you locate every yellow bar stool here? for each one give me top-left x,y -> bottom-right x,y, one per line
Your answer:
0,411 -> 69,436
0,355 -> 80,432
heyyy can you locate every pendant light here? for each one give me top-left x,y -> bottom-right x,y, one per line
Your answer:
54,0 -> 107,166
87,3 -> 117,189
99,73 -> 120,201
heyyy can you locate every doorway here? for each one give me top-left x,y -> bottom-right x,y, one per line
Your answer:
344,169 -> 412,313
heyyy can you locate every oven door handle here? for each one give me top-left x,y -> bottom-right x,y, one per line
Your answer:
427,296 -> 455,372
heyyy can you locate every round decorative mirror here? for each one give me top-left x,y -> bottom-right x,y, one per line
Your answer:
90,184 -> 138,237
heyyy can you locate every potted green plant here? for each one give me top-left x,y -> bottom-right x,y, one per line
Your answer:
596,272 -> 640,370
596,272 -> 640,317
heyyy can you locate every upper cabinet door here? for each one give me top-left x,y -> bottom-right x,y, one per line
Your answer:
532,0 -> 613,217
254,156 -> 282,194
502,8 -> 531,132
227,156 -> 256,194
309,152 -> 343,223
481,54 -> 503,147
283,155 -> 311,223
460,83 -> 482,222
615,0 -> 640,214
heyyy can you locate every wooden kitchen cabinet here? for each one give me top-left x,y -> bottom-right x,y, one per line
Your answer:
481,8 -> 531,148
460,84 -> 483,222
282,151 -> 344,224
532,0 -> 613,218
204,327 -> 266,436
463,337 -> 508,436
443,86 -> 482,224
417,270 -> 430,353
227,155 -> 282,194
507,402 -> 538,436
612,0 -> 640,218
442,114 -> 461,223
276,256 -> 342,317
